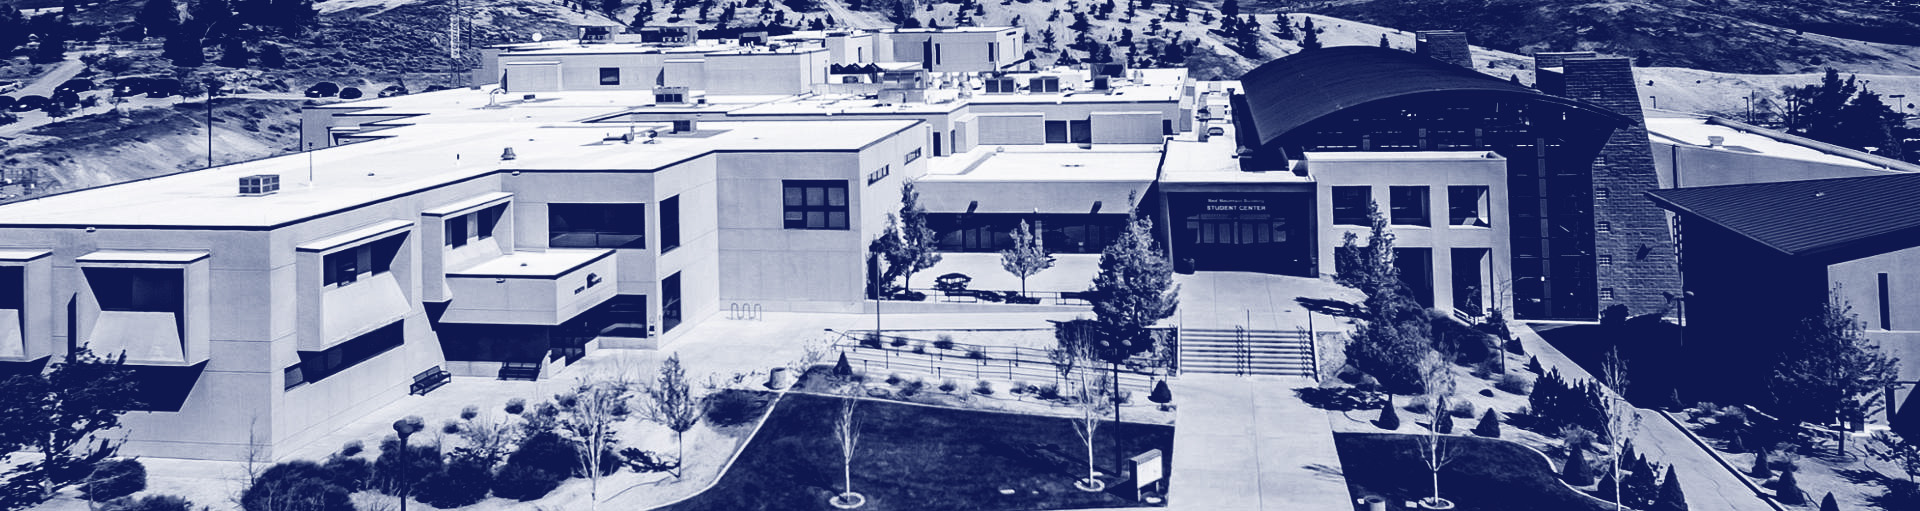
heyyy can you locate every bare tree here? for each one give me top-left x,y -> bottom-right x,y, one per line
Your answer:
641,354 -> 700,478
555,376 -> 633,511
1069,362 -> 1113,492
1416,357 -> 1462,508
1601,347 -> 1642,511
831,397 -> 864,507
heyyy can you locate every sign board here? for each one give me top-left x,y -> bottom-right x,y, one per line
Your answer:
1204,197 -> 1268,212
1131,449 -> 1164,500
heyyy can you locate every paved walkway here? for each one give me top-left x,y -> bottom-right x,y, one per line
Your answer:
1172,272 -> 1362,332
1514,322 -> 1776,511
1169,374 -> 1353,511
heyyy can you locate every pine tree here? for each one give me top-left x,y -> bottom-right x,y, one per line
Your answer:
218,38 -> 249,67
1775,469 -> 1804,504
137,0 -> 180,37
1562,446 -> 1595,486
1435,406 -> 1454,434
1379,33 -> 1389,48
1378,395 -> 1401,430
1750,449 -> 1772,478
891,180 -> 941,292
1655,467 -> 1687,511
1300,16 -> 1321,50
1473,409 -> 1501,437
257,42 -> 284,68
1818,492 -> 1839,511
29,18 -> 66,64
1596,471 -> 1618,503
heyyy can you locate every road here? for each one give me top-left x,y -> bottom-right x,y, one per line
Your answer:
815,0 -> 890,29
12,58 -> 84,98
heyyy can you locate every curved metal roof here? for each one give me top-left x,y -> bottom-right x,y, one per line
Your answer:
1237,46 -> 1633,147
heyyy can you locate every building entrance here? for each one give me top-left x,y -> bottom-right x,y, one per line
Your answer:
1169,192 -> 1314,276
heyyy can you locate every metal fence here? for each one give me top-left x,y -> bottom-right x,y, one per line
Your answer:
888,287 -> 1095,307
827,330 -> 1170,395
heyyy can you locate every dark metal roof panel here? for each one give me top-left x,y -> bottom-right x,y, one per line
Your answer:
1646,171 -> 1920,257
1236,46 -> 1631,146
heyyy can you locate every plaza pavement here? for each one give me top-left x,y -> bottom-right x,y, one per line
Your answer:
1168,374 -> 1353,511
1170,271 -> 1364,332
1513,322 -> 1777,511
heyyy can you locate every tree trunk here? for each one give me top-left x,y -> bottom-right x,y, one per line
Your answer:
676,431 -> 685,479
1112,361 -> 1124,477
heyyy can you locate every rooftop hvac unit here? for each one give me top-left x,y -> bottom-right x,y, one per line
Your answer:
238,174 -> 280,196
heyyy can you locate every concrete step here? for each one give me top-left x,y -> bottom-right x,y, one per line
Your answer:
1181,357 -> 1313,367
1180,332 -> 1308,341
1181,366 -> 1315,376
1180,342 -> 1313,351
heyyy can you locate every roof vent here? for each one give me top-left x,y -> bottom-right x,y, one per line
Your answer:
501,147 -> 517,160
1707,136 -> 1725,148
238,174 -> 280,196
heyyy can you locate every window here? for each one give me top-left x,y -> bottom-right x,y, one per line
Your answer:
988,42 -> 998,62
446,215 -> 469,248
599,67 -> 620,86
662,272 -> 682,333
934,43 -> 942,65
1448,186 -> 1489,227
1594,188 -> 1610,200
1599,288 -> 1615,300
1597,255 -> 1612,267
283,364 -> 305,390
1030,76 -> 1059,93
322,238 -> 398,288
1332,186 -> 1371,226
660,196 -> 681,253
549,203 -> 646,248
905,147 -> 922,164
295,321 -> 403,385
88,268 -> 183,312
1389,186 -> 1430,226
656,93 -> 684,103
1880,273 -> 1892,330
782,180 -> 850,230
0,267 -> 21,311
1596,221 -> 1611,234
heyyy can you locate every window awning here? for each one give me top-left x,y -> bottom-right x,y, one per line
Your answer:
423,192 -> 513,218
298,220 -> 414,253
0,249 -> 50,262
321,272 -> 412,350
76,250 -> 210,268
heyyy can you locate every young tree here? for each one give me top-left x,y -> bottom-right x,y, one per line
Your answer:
1000,220 -> 1054,297
641,354 -> 699,477
1088,212 -> 1178,428
553,377 -> 632,511
830,397 -> 863,507
1067,354 -> 1112,492
1770,287 -> 1901,454
892,180 -> 941,291
1601,347 -> 1643,511
0,348 -> 142,506
1416,358 -> 1462,508
1340,202 -> 1435,393
1654,467 -> 1686,511
1562,443 -> 1595,486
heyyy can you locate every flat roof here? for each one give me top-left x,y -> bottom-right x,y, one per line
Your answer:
0,119 -> 918,229
924,145 -> 1163,182
1645,116 -> 1904,170
450,249 -> 612,278
1305,151 -> 1505,161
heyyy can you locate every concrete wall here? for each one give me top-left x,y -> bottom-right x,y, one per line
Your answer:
877,29 -> 1020,72
503,61 -> 563,92
977,113 -> 1045,145
825,33 -> 876,65
1091,111 -> 1165,144
1311,154 -> 1513,316
968,100 -> 1181,136
1652,142 -> 1892,189
703,50 -> 830,95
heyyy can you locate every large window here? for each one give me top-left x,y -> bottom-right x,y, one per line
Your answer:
446,204 -> 503,248
661,273 -> 682,333
1331,186 -> 1371,226
930,214 -> 1124,254
1393,248 -> 1434,308
660,195 -> 681,253
782,180 -> 850,230
289,321 -> 403,388
599,67 -> 620,86
550,203 -> 646,248
0,267 -> 20,311
1389,186 -> 1430,227
1448,186 -> 1490,227
445,214 -> 469,248
88,268 -> 183,312
323,237 -> 399,288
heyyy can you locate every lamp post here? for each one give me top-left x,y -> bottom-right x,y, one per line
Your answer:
204,77 -> 224,168
392,416 -> 425,511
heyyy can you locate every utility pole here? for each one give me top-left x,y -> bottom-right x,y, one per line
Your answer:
204,78 -> 222,168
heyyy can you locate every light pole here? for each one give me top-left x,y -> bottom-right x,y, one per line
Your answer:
392,416 -> 425,511
204,77 -> 223,168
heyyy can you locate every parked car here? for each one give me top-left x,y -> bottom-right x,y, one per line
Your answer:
144,79 -> 180,98
305,82 -> 340,98
338,87 -> 363,100
0,96 -> 14,110
54,78 -> 94,95
377,85 -> 408,98
9,95 -> 46,112
112,77 -> 152,97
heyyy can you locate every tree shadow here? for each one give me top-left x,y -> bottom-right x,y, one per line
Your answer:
1297,297 -> 1363,319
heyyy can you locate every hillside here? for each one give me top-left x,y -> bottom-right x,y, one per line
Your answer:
1276,0 -> 1920,75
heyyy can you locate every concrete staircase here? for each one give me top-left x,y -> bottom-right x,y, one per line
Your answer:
1178,327 -> 1316,377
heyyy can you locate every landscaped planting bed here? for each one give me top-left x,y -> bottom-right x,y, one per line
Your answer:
657,392 -> 1175,511
1673,404 -> 1916,510
1335,433 -> 1615,511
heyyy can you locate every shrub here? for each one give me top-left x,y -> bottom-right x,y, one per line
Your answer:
82,459 -> 146,502
1404,396 -> 1432,415
618,448 -> 681,474
1450,400 -> 1477,419
885,373 -> 903,385
460,405 -> 479,421
1149,380 -> 1173,404
1037,384 -> 1061,400
1561,426 -> 1596,450
973,380 -> 995,396
934,334 -> 955,350
967,348 -> 987,360
415,458 -> 492,508
860,332 -> 884,349
1526,356 -> 1543,374
504,398 -> 526,415
1497,373 -> 1533,395
1774,469 -> 1805,504
832,353 -> 853,376
101,494 -> 196,511
703,389 -> 773,427
1470,359 -> 1496,380
441,419 -> 462,435
1601,304 -> 1631,326
340,440 -> 365,457
1435,409 -> 1455,433
911,344 -> 926,354
1473,409 -> 1502,437
889,336 -> 909,348
371,437 -> 443,496
1377,396 -> 1401,430
938,380 -> 958,393
507,432 -> 580,478
489,463 -> 562,501
1561,446 -> 1595,486
242,461 -> 354,511
899,378 -> 925,397
1295,387 -> 1385,412
321,455 -> 372,492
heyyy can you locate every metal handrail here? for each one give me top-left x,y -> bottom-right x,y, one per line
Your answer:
887,287 -> 1095,307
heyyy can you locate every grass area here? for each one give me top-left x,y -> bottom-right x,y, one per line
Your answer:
658,392 -> 1173,511
1334,432 -> 1614,511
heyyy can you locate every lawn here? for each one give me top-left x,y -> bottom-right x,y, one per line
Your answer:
658,392 -> 1174,511
1334,433 -> 1614,511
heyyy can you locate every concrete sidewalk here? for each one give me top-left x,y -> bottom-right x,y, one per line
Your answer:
1168,374 -> 1352,511
1513,322 -> 1776,511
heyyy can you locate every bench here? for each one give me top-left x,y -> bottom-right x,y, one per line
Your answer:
498,361 -> 541,381
409,366 -> 452,395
